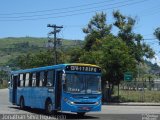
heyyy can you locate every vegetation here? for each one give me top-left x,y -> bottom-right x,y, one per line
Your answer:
154,27 -> 160,41
79,11 -> 155,101
0,70 -> 9,89
0,37 -> 82,67
113,90 -> 160,102
113,11 -> 154,62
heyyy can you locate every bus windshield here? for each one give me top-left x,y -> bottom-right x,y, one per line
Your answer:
65,73 -> 101,94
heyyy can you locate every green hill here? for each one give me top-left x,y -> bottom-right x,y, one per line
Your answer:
0,37 -> 83,66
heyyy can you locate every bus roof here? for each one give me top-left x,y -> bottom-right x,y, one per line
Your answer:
11,63 -> 100,74
68,63 -> 100,67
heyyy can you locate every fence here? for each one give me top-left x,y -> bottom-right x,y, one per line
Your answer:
113,80 -> 160,102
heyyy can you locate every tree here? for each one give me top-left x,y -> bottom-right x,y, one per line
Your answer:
83,12 -> 112,51
81,12 -> 137,101
0,70 -> 8,81
81,11 -> 155,101
68,47 -> 83,63
154,27 -> 160,41
14,50 -> 60,69
113,10 -> 154,62
80,34 -> 136,101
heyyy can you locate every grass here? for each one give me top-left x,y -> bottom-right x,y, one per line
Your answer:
0,37 -> 46,48
114,90 -> 160,102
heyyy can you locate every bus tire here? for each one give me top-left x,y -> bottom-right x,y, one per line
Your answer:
20,97 -> 25,109
77,112 -> 86,116
45,100 -> 53,115
53,110 -> 58,115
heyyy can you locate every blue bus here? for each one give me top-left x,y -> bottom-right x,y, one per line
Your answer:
9,63 -> 102,115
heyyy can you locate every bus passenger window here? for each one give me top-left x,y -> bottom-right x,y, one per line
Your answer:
43,71 -> 48,86
32,73 -> 36,87
25,73 -> 29,87
46,70 -> 54,87
36,72 -> 40,87
39,72 -> 44,87
23,74 -> 26,87
29,73 -> 32,87
17,76 -> 20,87
20,74 -> 23,87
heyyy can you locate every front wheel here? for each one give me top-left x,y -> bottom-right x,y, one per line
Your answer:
77,112 -> 86,116
45,100 -> 53,115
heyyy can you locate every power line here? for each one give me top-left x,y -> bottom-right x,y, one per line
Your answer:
143,33 -> 154,37
64,25 -> 85,28
0,0 -> 135,19
139,5 -> 160,17
0,0 -> 115,16
0,0 -> 148,21
143,38 -> 157,41
0,0 -> 134,19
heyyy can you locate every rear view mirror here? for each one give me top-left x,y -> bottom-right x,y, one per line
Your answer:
8,81 -> 10,88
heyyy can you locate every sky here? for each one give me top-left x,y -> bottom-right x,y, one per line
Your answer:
0,0 -> 160,64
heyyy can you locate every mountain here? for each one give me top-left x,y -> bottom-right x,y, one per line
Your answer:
0,37 -> 83,66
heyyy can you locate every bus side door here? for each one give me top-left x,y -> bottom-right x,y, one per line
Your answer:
54,70 -> 62,110
9,74 -> 18,104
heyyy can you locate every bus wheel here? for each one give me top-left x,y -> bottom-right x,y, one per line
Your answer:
45,100 -> 53,115
77,112 -> 86,116
20,97 -> 25,109
53,110 -> 58,115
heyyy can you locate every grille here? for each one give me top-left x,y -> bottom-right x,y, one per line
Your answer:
73,96 -> 97,99
74,102 -> 96,104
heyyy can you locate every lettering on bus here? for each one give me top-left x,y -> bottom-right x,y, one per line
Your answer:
66,65 -> 101,73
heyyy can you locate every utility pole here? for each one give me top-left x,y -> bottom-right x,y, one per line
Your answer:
47,24 -> 63,65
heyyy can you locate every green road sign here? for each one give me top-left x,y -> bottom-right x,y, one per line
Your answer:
124,72 -> 133,81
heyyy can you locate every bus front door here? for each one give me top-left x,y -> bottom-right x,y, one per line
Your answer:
55,71 -> 62,110
11,75 -> 18,104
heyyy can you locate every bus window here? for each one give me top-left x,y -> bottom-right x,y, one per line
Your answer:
43,71 -> 48,86
29,73 -> 32,87
25,73 -> 29,87
46,70 -> 54,87
20,74 -> 24,87
39,71 -> 44,87
17,75 -> 20,87
36,72 -> 40,87
32,73 -> 36,87
23,74 -> 26,87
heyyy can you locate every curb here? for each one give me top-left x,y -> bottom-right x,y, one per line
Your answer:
103,103 -> 160,106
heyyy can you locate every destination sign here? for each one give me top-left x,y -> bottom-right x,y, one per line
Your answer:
65,65 -> 101,73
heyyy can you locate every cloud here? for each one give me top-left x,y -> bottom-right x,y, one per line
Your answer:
149,55 -> 160,66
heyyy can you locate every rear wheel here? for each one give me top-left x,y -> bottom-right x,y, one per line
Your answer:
45,100 -> 53,115
20,97 -> 25,109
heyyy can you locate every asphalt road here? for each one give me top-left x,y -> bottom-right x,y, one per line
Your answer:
0,88 -> 160,120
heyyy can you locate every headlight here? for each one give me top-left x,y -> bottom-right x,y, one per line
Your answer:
70,101 -> 75,105
64,98 -> 75,105
95,102 -> 99,105
95,101 -> 101,105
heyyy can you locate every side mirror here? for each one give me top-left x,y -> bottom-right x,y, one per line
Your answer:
8,81 -> 10,88
62,73 -> 66,91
